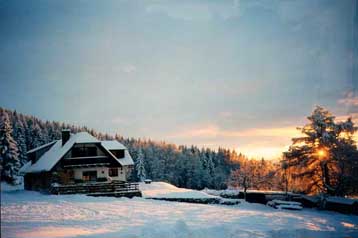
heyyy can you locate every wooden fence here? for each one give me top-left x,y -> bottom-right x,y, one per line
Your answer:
49,181 -> 141,197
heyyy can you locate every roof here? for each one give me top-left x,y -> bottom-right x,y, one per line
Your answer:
26,141 -> 57,154
101,140 -> 126,150
101,140 -> 134,166
20,132 -> 125,174
18,161 -> 32,175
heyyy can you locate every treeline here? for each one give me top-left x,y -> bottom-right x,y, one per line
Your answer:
1,107 -> 259,189
4,107 -> 353,196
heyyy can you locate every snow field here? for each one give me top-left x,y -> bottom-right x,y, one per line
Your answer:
1,182 -> 358,238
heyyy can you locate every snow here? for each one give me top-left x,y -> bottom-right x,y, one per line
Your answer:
101,140 -> 126,150
203,188 -> 240,197
1,182 -> 24,192
101,140 -> 135,166
267,200 -> 303,210
119,150 -> 135,166
276,204 -> 303,210
2,186 -> 358,238
203,188 -> 294,197
26,141 -> 57,154
18,161 -> 32,175
271,200 -> 302,206
140,182 -> 217,199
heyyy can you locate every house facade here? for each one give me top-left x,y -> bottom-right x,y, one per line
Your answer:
20,130 -> 134,191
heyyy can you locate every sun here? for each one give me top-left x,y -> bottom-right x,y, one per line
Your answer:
317,149 -> 327,158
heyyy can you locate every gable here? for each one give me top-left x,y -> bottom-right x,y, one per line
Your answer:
20,132 -> 100,173
56,143 -> 122,169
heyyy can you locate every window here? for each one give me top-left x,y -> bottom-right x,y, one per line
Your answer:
82,171 -> 97,181
68,170 -> 74,179
72,146 -> 97,157
110,150 -> 125,158
109,168 -> 118,177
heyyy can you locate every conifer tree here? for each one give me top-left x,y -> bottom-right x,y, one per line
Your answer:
284,106 -> 358,195
0,110 -> 21,184
136,147 -> 146,182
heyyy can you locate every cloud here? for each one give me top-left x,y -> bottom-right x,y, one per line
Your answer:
121,64 -> 137,74
145,1 -> 240,21
112,117 -> 126,125
336,113 -> 358,122
219,111 -> 233,119
338,91 -> 358,107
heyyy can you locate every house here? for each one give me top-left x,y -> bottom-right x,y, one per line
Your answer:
19,130 -> 137,195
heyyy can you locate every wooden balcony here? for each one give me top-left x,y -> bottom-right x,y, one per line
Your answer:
49,181 -> 141,198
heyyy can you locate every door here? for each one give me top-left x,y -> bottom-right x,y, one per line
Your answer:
82,171 -> 97,182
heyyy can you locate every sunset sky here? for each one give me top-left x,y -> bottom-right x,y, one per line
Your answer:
1,0 -> 357,159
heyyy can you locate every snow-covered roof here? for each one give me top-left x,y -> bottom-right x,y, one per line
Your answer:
19,132 -> 134,174
118,150 -> 134,166
101,140 -> 127,150
18,161 -> 32,175
26,141 -> 57,154
101,140 -> 134,166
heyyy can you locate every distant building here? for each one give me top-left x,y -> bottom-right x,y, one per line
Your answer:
19,130 -> 135,193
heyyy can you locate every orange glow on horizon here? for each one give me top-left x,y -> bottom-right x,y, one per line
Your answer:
166,120 -> 358,160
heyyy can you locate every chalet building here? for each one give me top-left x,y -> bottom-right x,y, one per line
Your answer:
19,130 -> 136,195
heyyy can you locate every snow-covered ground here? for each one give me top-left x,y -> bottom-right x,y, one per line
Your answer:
1,182 -> 358,238
140,182 -> 217,199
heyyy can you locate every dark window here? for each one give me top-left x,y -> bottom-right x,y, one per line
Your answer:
82,171 -> 97,181
109,168 -> 118,177
111,150 -> 125,158
72,146 -> 97,157
68,170 -> 74,179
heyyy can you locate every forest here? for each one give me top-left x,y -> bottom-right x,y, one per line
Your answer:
1,107 -> 357,196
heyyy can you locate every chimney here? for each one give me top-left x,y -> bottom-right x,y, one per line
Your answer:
62,129 -> 71,146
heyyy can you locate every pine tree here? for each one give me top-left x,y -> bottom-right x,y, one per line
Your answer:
0,110 -> 21,184
15,119 -> 28,165
284,106 -> 358,195
136,147 -> 146,182
26,118 -> 45,150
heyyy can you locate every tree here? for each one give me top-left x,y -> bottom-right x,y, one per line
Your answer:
13,118 -> 28,165
26,119 -> 45,150
230,160 -> 252,200
0,107 -> 246,190
136,147 -> 146,182
283,106 -> 358,195
0,110 -> 21,184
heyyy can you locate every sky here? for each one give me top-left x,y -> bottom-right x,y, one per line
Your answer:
1,0 -> 357,159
